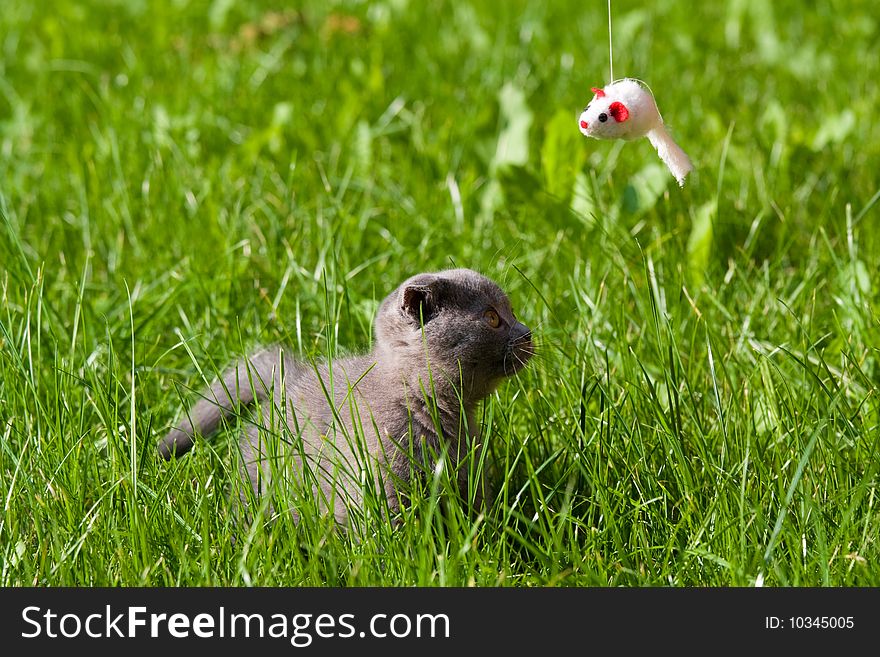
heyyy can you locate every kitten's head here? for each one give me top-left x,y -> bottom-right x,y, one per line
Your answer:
375,268 -> 533,401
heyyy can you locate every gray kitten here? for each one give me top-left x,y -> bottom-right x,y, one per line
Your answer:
158,268 -> 533,524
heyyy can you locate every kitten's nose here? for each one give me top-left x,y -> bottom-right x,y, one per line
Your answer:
512,322 -> 532,344
505,321 -> 534,375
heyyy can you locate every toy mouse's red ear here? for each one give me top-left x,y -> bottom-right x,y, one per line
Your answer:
609,101 -> 629,122
591,87 -> 606,98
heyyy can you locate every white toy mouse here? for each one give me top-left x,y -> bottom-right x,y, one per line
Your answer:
578,78 -> 693,187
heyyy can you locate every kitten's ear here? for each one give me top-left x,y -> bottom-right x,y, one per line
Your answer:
401,284 -> 435,324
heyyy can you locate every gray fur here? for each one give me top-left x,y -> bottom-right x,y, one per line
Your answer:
158,268 -> 533,524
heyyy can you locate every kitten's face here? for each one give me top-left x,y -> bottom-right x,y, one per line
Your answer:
376,269 -> 533,400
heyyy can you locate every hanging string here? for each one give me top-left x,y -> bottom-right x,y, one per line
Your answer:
607,0 -> 614,82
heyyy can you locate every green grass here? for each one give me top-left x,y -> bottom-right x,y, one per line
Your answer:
1,0 -> 879,586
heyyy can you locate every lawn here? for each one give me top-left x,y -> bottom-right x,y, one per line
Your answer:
1,0 -> 878,586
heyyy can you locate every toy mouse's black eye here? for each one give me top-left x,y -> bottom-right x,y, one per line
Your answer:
598,113 -> 608,123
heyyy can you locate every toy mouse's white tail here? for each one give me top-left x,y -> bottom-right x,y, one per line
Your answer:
647,124 -> 693,187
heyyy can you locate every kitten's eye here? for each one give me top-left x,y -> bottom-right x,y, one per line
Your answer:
483,309 -> 501,329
